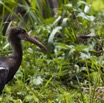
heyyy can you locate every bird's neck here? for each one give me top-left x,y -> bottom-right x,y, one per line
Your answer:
11,41 -> 23,64
5,41 -> 23,83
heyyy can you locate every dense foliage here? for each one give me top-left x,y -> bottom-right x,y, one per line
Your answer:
0,0 -> 104,102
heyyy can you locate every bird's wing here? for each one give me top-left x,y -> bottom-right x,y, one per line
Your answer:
0,67 -> 9,94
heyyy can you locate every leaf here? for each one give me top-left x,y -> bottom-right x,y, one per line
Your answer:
80,52 -> 91,59
52,16 -> 61,26
75,45 -> 89,52
62,18 -> 68,26
48,26 -> 62,43
44,17 -> 55,25
57,42 -> 69,49
84,5 -> 90,13
3,43 -> 9,49
32,76 -> 43,85
77,12 -> 95,21
63,3 -> 72,10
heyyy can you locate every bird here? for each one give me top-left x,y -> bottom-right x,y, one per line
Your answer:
0,27 -> 47,94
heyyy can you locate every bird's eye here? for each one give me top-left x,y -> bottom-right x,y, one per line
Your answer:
21,30 -> 26,33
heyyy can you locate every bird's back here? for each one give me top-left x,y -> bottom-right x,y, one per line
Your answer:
0,57 -> 16,94
0,57 -> 9,94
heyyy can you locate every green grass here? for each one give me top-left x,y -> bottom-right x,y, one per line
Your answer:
0,0 -> 104,103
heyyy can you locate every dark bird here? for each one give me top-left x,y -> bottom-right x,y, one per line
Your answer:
0,27 -> 47,94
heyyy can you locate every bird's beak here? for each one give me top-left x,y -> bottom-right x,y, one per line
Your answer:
19,33 -> 47,51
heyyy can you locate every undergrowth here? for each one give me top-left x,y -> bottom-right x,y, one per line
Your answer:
0,0 -> 104,103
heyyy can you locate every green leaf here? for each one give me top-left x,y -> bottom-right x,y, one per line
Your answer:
48,26 -> 62,43
57,42 -> 69,49
63,3 -> 72,10
77,12 -> 95,21
32,76 -> 43,85
75,45 -> 89,52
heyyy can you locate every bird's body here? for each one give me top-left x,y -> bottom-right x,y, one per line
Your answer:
0,27 -> 47,94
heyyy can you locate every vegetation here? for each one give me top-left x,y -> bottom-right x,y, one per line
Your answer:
0,0 -> 104,102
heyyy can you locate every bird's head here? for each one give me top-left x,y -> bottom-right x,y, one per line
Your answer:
8,27 -> 47,51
